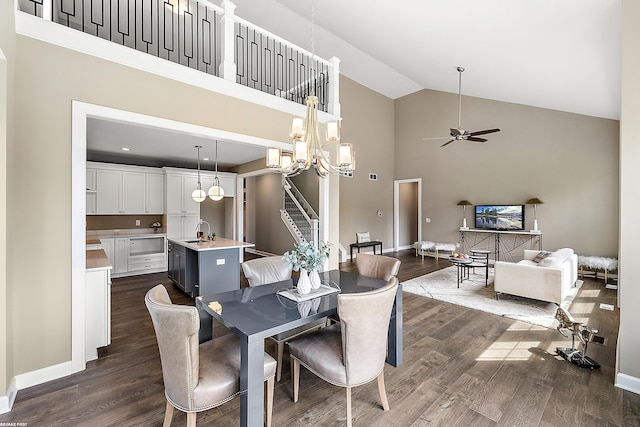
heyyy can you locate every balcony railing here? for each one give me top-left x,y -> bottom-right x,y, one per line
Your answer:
16,0 -> 338,114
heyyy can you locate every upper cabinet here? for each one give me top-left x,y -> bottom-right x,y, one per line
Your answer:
165,172 -> 200,215
88,162 -> 166,215
200,171 -> 237,198
86,168 -> 97,214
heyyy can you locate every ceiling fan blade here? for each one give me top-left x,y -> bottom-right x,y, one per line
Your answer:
469,128 -> 501,136
440,139 -> 455,147
422,136 -> 450,141
467,137 -> 488,143
450,128 -> 462,137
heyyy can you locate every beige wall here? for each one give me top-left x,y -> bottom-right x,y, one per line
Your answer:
249,173 -> 296,254
618,0 -> 640,384
7,35 -> 302,376
395,89 -> 620,257
338,77 -> 395,250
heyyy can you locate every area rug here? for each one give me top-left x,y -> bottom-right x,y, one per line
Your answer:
402,266 -> 583,329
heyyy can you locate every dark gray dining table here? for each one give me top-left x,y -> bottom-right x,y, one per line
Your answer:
195,270 -> 403,427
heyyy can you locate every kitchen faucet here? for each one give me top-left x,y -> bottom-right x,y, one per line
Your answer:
195,219 -> 211,240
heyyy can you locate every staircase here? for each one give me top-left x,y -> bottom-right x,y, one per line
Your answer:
281,177 -> 319,245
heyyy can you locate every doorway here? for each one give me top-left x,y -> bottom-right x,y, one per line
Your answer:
393,179 -> 422,251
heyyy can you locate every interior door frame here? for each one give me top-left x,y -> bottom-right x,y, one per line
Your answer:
393,178 -> 422,251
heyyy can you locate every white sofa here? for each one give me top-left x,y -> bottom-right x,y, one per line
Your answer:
494,248 -> 578,304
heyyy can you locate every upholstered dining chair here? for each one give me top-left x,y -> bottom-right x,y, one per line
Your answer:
242,256 -> 327,381
242,255 -> 292,287
288,277 -> 399,427
145,284 -> 276,427
355,253 -> 401,281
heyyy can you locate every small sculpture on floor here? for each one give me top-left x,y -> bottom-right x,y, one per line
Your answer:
555,307 -> 601,369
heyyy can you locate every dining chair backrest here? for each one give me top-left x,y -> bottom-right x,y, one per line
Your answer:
337,277 -> 398,385
356,253 -> 401,281
145,284 -> 200,410
242,256 -> 293,287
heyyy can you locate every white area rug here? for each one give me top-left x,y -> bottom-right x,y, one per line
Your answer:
402,266 -> 583,329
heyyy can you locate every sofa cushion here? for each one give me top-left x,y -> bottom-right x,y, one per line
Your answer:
538,248 -> 574,268
518,260 -> 538,267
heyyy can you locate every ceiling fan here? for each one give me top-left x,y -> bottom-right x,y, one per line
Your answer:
423,67 -> 500,147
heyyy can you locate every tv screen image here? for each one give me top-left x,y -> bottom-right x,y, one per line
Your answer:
474,205 -> 524,230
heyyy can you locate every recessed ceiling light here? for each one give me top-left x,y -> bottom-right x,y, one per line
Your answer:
121,147 -> 130,151
203,157 -> 209,161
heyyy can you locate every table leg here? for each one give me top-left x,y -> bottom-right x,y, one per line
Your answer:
386,285 -> 403,367
195,298 -> 212,344
240,336 -> 265,427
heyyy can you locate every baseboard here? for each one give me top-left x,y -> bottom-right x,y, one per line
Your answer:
394,245 -> 413,251
15,360 -> 75,391
0,378 -> 17,414
616,373 -> 640,395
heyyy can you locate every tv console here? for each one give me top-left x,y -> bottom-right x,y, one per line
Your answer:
458,228 -> 542,263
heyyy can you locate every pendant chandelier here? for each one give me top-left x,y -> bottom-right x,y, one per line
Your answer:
191,145 -> 207,202
266,0 -> 355,178
207,140 -> 224,201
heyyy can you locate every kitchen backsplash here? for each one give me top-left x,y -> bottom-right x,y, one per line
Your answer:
86,214 -> 165,231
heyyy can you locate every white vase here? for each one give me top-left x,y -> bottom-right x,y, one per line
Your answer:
297,268 -> 312,295
310,269 -> 322,289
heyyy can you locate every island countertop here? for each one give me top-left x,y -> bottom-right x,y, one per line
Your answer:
168,237 -> 255,252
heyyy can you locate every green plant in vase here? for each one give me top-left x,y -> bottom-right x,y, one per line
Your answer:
284,241 -> 331,293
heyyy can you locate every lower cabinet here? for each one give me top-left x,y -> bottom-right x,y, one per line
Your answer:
167,241 -> 196,296
85,267 -> 111,362
100,235 -> 167,278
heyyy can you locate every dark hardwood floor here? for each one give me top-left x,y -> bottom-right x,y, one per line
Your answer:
2,249 -> 639,426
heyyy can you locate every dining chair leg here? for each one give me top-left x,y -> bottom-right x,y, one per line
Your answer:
162,400 -> 174,427
346,387 -> 352,427
276,341 -> 285,382
186,412 -> 196,427
265,376 -> 274,427
377,371 -> 390,411
291,358 -> 300,402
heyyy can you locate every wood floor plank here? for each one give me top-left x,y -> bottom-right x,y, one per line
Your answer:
1,249 -> 639,426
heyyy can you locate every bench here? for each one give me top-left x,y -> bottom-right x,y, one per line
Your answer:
578,255 -> 618,283
350,241 -> 383,261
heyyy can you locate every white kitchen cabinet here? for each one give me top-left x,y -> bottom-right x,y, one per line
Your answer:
114,237 -> 129,274
89,162 -> 165,215
167,214 -> 200,240
166,173 -> 200,215
122,172 -> 146,213
85,266 -> 111,362
201,171 -> 236,198
96,169 -> 122,214
86,168 -> 97,215
145,173 -> 165,214
99,238 -> 115,266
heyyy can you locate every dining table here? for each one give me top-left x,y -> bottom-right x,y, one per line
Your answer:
195,269 -> 403,427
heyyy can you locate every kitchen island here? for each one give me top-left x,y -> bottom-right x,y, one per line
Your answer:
167,237 -> 255,297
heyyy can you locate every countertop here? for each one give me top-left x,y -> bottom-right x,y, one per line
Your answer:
87,229 -> 167,239
168,237 -> 255,252
86,249 -> 112,271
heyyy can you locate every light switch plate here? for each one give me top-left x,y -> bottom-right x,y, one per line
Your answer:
216,259 -> 225,265
135,219 -> 140,226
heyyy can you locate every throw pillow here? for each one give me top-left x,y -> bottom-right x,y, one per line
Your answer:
356,232 -> 371,243
533,251 -> 552,263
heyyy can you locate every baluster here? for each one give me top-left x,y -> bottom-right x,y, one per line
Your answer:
219,0 -> 237,81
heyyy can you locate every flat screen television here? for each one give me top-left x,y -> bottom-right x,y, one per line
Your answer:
474,205 -> 525,230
